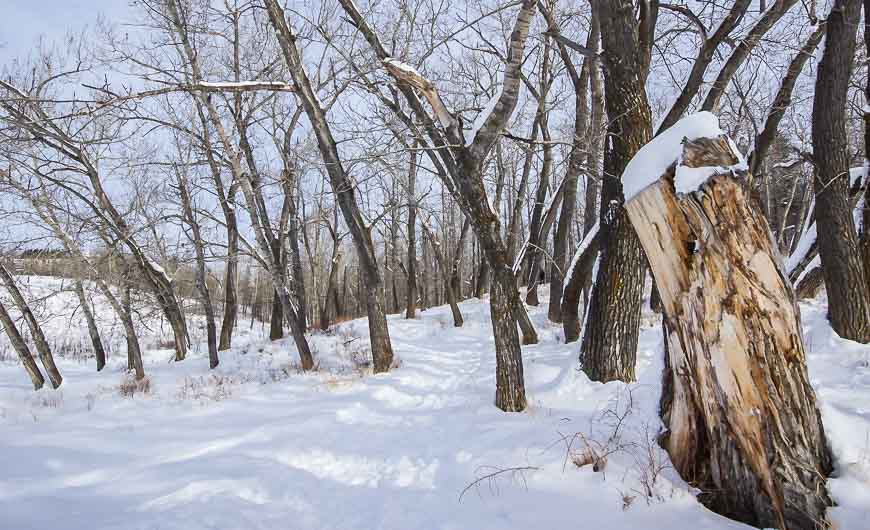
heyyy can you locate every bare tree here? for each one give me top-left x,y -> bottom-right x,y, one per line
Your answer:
545,5 -> 598,323
811,0 -> 870,342
578,0 -> 655,382
265,0 -> 395,372
338,0 -> 540,410
173,159 -> 219,369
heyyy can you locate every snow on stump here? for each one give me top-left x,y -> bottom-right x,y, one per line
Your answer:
625,115 -> 832,529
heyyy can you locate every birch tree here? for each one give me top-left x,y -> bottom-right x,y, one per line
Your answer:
338,0 -> 540,410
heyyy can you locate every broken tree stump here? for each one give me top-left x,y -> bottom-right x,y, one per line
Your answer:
626,134 -> 833,529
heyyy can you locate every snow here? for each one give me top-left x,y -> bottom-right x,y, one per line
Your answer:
0,276 -> 869,529
564,222 -> 599,290
624,112 -> 741,201
382,58 -> 422,79
146,258 -> 172,284
851,165 -> 867,189
787,221 -> 817,274
465,87 -> 502,147
383,58 -> 456,131
787,188 -> 863,276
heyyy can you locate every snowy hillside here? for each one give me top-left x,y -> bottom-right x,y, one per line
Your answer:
0,277 -> 868,529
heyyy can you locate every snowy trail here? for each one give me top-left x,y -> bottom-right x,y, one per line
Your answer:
0,280 -> 868,529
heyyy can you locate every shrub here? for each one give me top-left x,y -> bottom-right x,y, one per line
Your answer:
119,373 -> 152,397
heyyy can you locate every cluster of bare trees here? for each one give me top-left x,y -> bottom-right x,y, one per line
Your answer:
3,0 -> 870,527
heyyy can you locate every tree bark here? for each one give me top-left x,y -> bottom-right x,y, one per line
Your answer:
491,269 -> 526,411
524,118 -> 553,307
285,166 -> 308,332
626,135 -> 832,530
219,224 -> 239,351
811,0 -> 870,342
320,246 -> 342,330
524,180 -> 565,305
192,99 -> 238,353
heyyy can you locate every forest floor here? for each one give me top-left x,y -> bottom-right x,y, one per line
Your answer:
0,276 -> 869,529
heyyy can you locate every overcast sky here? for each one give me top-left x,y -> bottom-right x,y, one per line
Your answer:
1,0 -> 132,64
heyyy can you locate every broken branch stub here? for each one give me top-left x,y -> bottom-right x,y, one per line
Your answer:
626,135 -> 832,529
382,59 -> 459,131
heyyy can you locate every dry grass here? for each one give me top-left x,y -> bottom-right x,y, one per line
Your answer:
32,391 -> 63,409
176,374 -> 245,402
119,373 -> 152,397
155,338 -> 176,350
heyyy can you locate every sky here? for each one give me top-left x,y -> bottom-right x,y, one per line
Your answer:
0,0 -> 132,64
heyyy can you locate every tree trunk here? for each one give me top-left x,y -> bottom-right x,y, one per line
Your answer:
561,226 -> 599,343
525,179 -> 566,305
524,124 -> 553,306
269,291 -> 283,341
861,0 -> 870,290
0,264 -> 62,388
237,171 -> 314,369
450,218 -> 470,299
0,299 -> 44,389
219,224 -> 239,351
795,263 -> 826,299
548,16 -> 597,323
421,220 -> 464,327
120,271 -> 145,380
581,0 -> 653,383
269,235 -> 285,341
812,0 -> 870,342
320,247 -> 342,331
580,206 -> 646,382
406,149 -> 418,319
74,280 -> 106,371
474,259 -> 490,298
286,176 -> 308,331
491,268 -> 526,411
30,194 -> 144,378
626,135 -> 832,530
176,168 -> 220,369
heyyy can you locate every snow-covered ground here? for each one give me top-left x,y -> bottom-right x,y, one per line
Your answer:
0,277 -> 869,529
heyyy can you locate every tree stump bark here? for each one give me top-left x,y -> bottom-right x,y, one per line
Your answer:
626,136 -> 833,529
